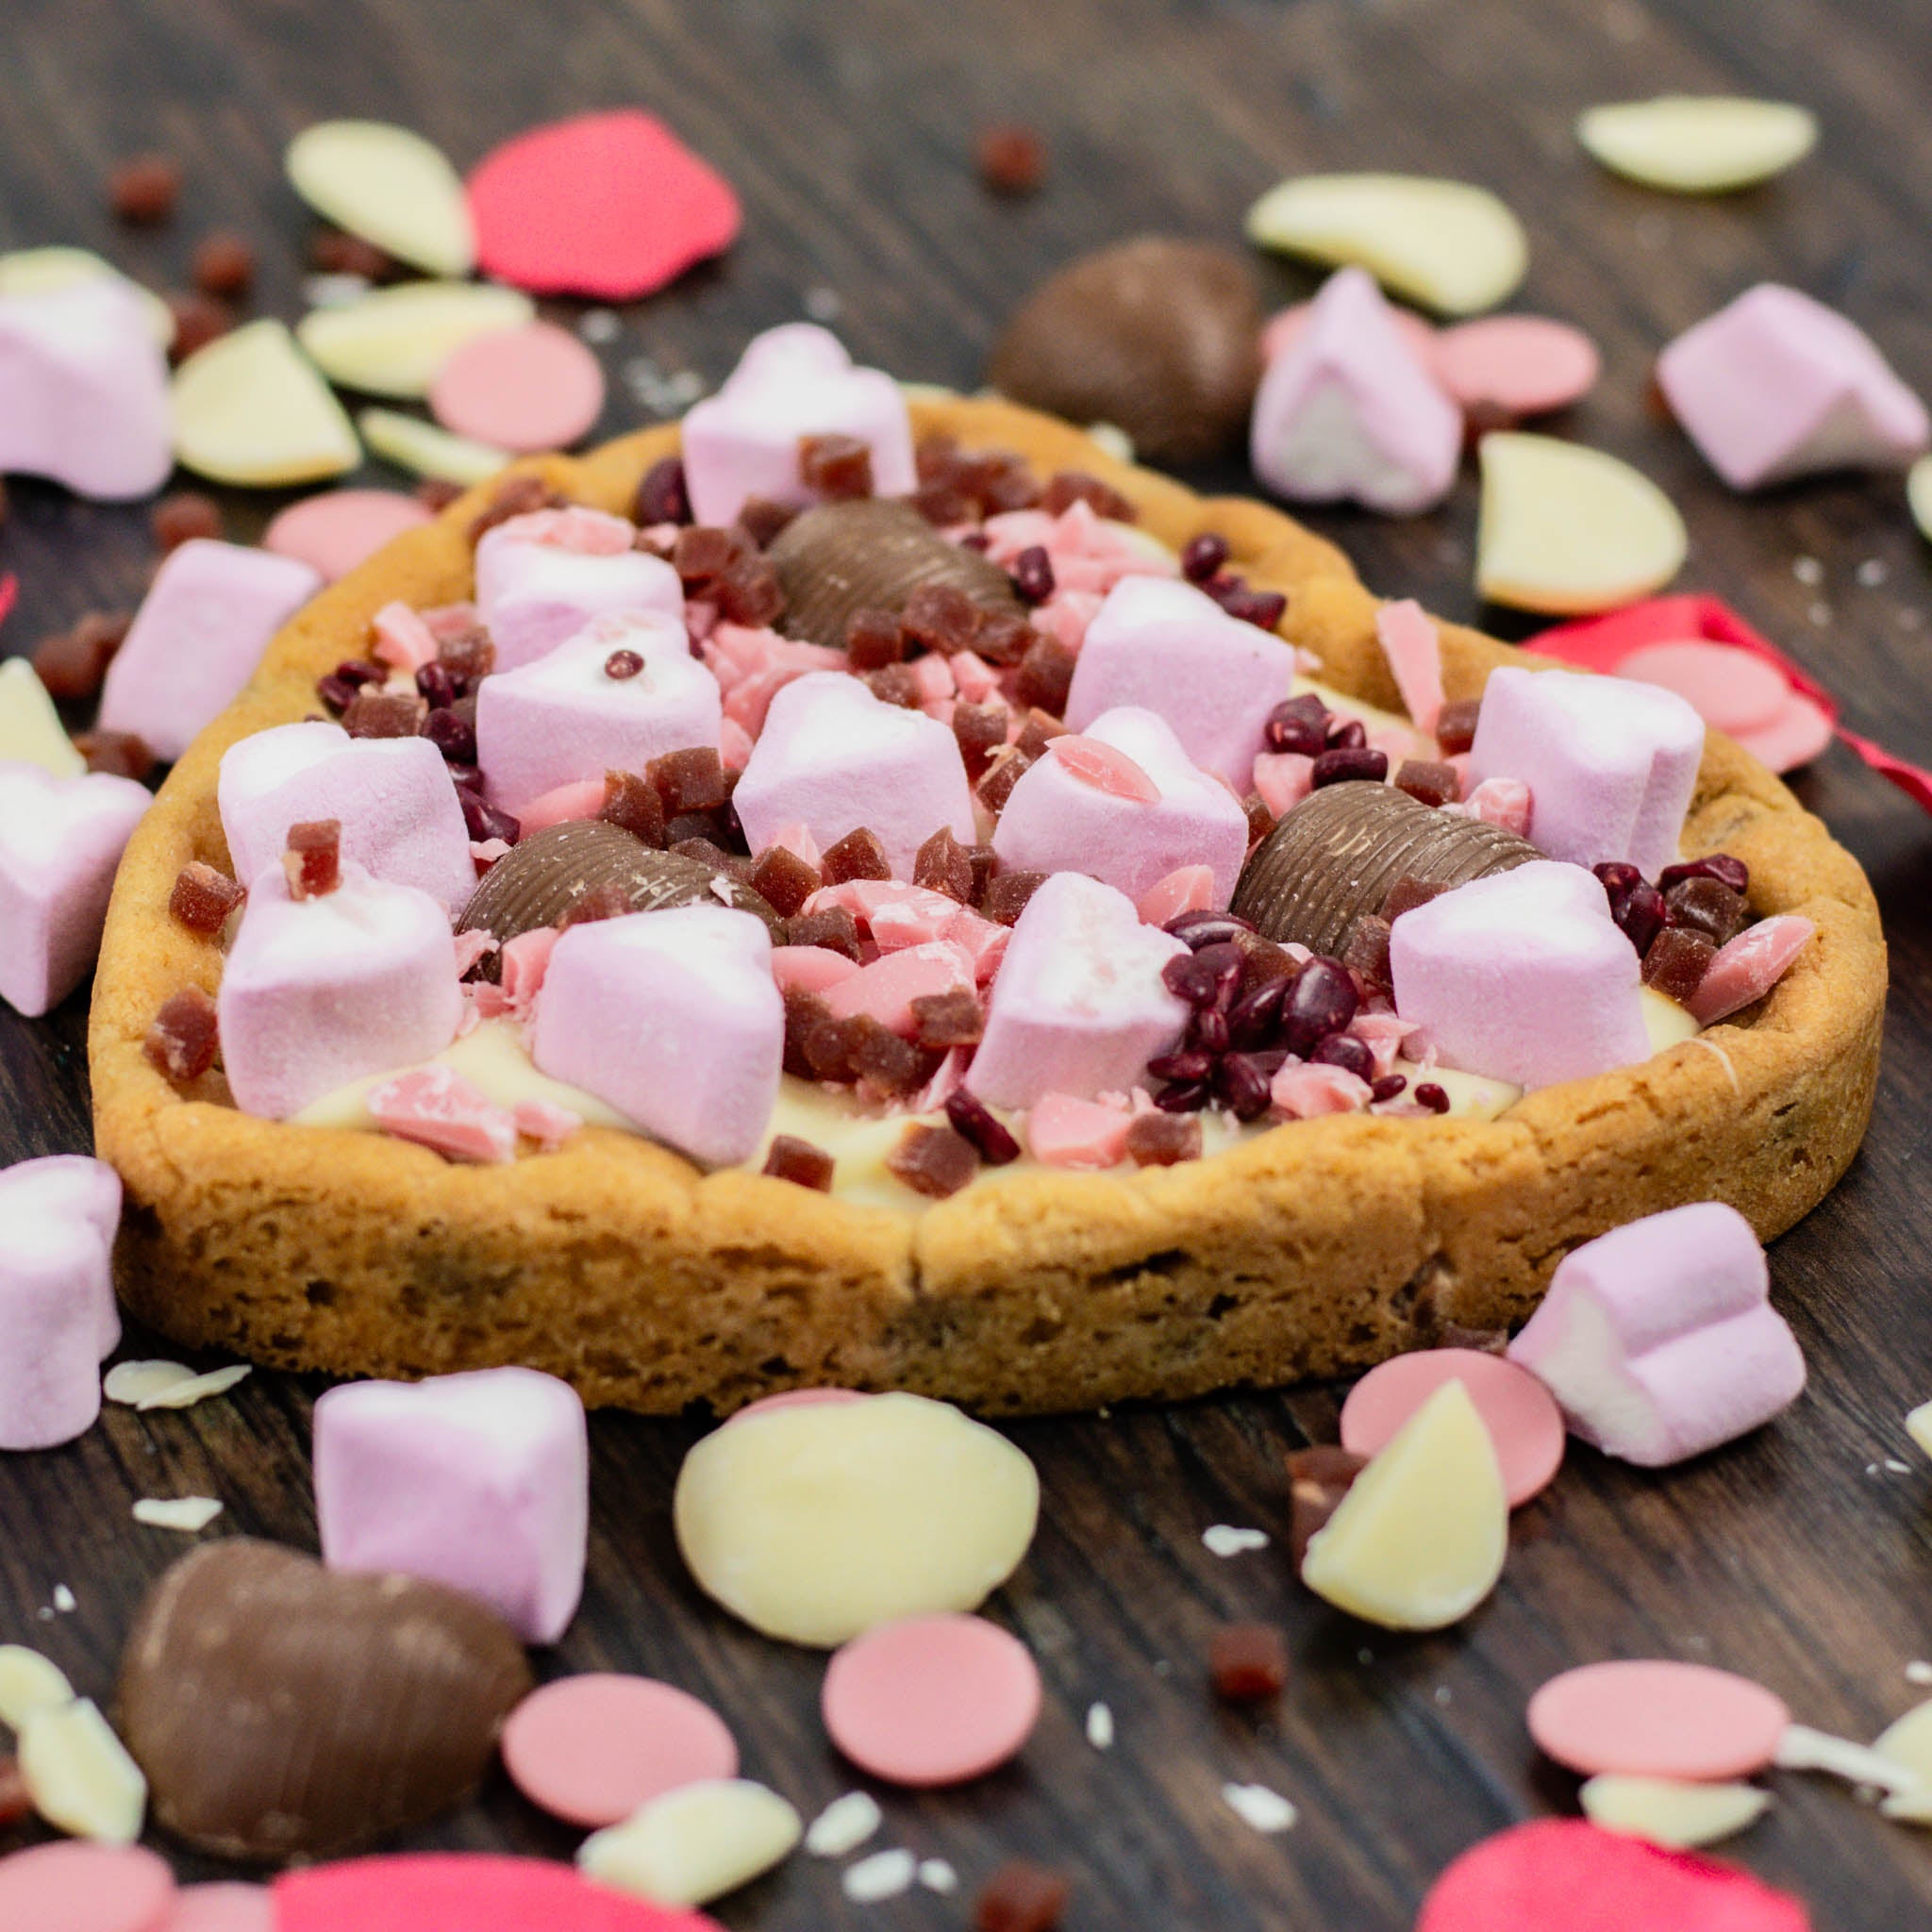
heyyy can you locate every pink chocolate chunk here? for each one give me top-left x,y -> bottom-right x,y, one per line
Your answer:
1374,598 -> 1444,736
820,940 -> 975,1037
1025,1091 -> 1134,1168
1686,914 -> 1815,1026
366,1065 -> 521,1164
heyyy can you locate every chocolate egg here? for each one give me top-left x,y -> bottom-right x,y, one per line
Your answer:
1233,781 -> 1536,957
989,238 -> 1263,465
116,1540 -> 532,1861
458,820 -> 784,956
765,498 -> 1023,650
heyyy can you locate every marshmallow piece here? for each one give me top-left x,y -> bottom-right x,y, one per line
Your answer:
0,762 -> 152,1017
171,321 -> 360,488
1064,575 -> 1300,789
1507,1201 -> 1806,1466
530,906 -> 781,1166
0,1156 -> 122,1451
1468,666 -> 1703,876
315,1367 -> 589,1644
218,859 -> 462,1121
1579,1775 -> 1771,1850
679,324 -> 917,526
358,408 -> 508,486
218,723 -> 475,915
734,672 -> 974,879
477,614 -> 720,814
1250,267 -> 1460,514
967,871 -> 1190,1109
0,658 -> 86,779
295,280 -> 534,398
1578,96 -> 1818,194
1300,1380 -> 1508,1630
578,1779 -> 801,1908
0,244 -> 175,347
286,120 -> 475,278
474,507 -> 683,672
99,541 -> 323,763
1657,284 -> 1930,490
0,280 -> 172,500
1390,860 -> 1650,1091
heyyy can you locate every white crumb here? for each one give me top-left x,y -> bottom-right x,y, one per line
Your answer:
1086,1701 -> 1115,1750
806,1790 -> 882,1857
132,1497 -> 224,1533
1203,1524 -> 1271,1558
841,1849 -> 917,1903
1223,1781 -> 1298,1833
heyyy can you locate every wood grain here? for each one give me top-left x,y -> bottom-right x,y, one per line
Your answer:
4,0 -> 1932,1924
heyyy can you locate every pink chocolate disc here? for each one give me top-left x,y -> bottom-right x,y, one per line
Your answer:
1432,315 -> 1602,418
263,490 -> 435,583
822,1612 -> 1041,1788
1339,1347 -> 1565,1507
726,1388 -> 869,1426
1732,691 -> 1836,774
163,1885 -> 275,1932
429,322 -> 607,455
501,1673 -> 739,1827
1617,641 -> 1789,737
1527,1659 -> 1790,1780
0,1841 -> 176,1932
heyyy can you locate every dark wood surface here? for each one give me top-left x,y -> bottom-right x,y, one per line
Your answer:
4,0 -> 1932,1924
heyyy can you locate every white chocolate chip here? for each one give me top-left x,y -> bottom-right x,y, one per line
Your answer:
1086,1701 -> 1115,1750
132,1497 -> 225,1533
578,1778 -> 801,1907
1581,1774 -> 1770,1847
18,1698 -> 147,1843
841,1849 -> 918,1903
805,1790 -> 882,1857
104,1360 -> 197,1406
0,1645 -> 75,1730
51,1586 -> 75,1615
286,121 -> 475,278
135,1365 -> 252,1411
298,282 -> 533,399
1222,1781 -> 1298,1834
1776,1722 -> 1919,1793
1906,1662 -> 1932,1687
359,407 -> 508,485
1909,458 -> 1932,547
173,321 -> 360,487
1577,97 -> 1818,193
1202,1525 -> 1271,1558
0,658 -> 85,780
1907,1400 -> 1932,1459
917,1859 -> 959,1894
1874,1703 -> 1932,1820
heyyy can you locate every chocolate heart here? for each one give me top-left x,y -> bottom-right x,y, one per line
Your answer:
116,1540 -> 532,1861
1233,781 -> 1536,958
765,497 -> 1023,650
458,820 -> 784,960
988,238 -> 1263,465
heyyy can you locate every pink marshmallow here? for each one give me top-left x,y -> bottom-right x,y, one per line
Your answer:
0,762 -> 151,1017
218,723 -> 476,915
474,506 -> 683,672
1389,859 -> 1650,1091
0,279 -> 172,501
1065,576 -> 1300,791
530,905 -> 782,1166
1374,599 -> 1444,736
98,541 -> 323,763
1249,266 -> 1461,515
1270,1059 -> 1374,1119
1468,666 -> 1704,877
315,1366 -> 589,1643
734,672 -> 974,878
218,858 -> 462,1120
820,940 -> 975,1037
1025,1091 -> 1133,1168
967,872 -> 1190,1108
1687,914 -> 1815,1026
991,706 -> 1249,908
1507,1201 -> 1805,1466
678,323 -> 918,526
1138,864 -> 1215,927
771,943 -> 861,996
475,612 -> 722,815
366,1064 -> 520,1164
1657,284 -> 1931,491
0,1156 -> 121,1451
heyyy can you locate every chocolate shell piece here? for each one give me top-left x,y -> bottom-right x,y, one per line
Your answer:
1233,781 -> 1537,958
458,819 -> 784,957
766,498 -> 1024,650
115,1540 -> 532,1862
988,237 -> 1264,465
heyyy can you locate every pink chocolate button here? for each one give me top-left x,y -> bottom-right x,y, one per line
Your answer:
1527,1659 -> 1790,1780
1432,316 -> 1602,419
263,490 -> 435,583
162,1885 -> 274,1932
822,1612 -> 1041,1788
501,1673 -> 740,1827
1340,1346 -> 1565,1507
1617,641 -> 1789,737
0,1841 -> 176,1932
1732,690 -> 1836,774
726,1388 -> 869,1426
429,322 -> 607,454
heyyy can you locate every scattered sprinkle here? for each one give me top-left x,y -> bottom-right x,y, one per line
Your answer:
918,1859 -> 958,1894
1223,1780 -> 1298,1833
805,287 -> 842,323
302,272 -> 372,309
1202,1524 -> 1271,1558
1906,1662 -> 1932,1687
621,357 -> 708,418
131,1497 -> 224,1533
1792,556 -> 1824,585
1886,1458 -> 1912,1474
52,1587 -> 75,1614
1086,1701 -> 1115,1750
579,308 -> 621,344
1435,1685 -> 1454,1707
1857,558 -> 1889,588
1086,422 -> 1135,465
841,1848 -> 918,1904
805,1790 -> 882,1858
1357,1647 -> 1375,1667
1807,600 -> 1831,626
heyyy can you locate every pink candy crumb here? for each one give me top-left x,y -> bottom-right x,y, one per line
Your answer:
370,600 -> 441,674
1026,1091 -> 1133,1168
1052,734 -> 1161,803
1687,915 -> 1815,1026
367,1065 -> 519,1164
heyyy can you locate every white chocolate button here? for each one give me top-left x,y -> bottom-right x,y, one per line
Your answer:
1873,1701 -> 1932,1821
286,121 -> 475,278
1300,1380 -> 1507,1629
673,1391 -> 1039,1647
0,658 -> 84,779
0,246 -> 175,348
1909,456 -> 1932,549
1476,432 -> 1687,613
577,1777 -> 801,1907
297,282 -> 534,399
0,1644 -> 75,1729
359,408 -> 509,485
1246,173 -> 1528,317
1577,97 -> 1818,194
172,321 -> 359,487
18,1697 -> 147,1843
1580,1774 -> 1770,1848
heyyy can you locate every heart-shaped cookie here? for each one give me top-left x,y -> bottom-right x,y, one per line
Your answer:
116,1541 -> 532,1860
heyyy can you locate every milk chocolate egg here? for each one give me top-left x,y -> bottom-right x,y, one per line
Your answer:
989,238 -> 1263,465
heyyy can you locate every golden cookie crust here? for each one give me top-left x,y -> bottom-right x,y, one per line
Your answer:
89,399 -> 1887,1415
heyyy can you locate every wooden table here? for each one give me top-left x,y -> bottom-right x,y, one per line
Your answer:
3,0 -> 1930,1924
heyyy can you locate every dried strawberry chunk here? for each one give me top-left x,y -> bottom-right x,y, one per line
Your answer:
1040,470 -> 1134,521
849,1017 -> 940,1095
671,525 -> 752,597
649,745 -> 730,815
886,1123 -> 979,1198
1394,758 -> 1459,808
1382,875 -> 1450,924
975,124 -> 1047,197
980,868 -> 1045,926
343,688 -> 426,740
716,556 -> 786,628
1014,708 -> 1067,759
975,748 -> 1033,816
143,986 -> 219,1084
152,491 -> 224,552
1208,1623 -> 1289,1701
822,827 -> 891,885
599,770 -> 667,847
845,608 -> 906,670
974,1859 -> 1071,1932
283,819 -> 342,900
1434,697 -> 1481,756
900,583 -> 984,657
75,730 -> 155,782
1125,1110 -> 1202,1167
750,843 -> 822,919
798,433 -> 874,500
633,456 -> 690,526
911,988 -> 984,1049
33,610 -> 131,699
913,825 -> 974,903
467,474 -> 567,545
787,906 -> 863,961
437,626 -> 496,688
736,494 -> 797,548
1014,637 -> 1075,718
1641,924 -> 1715,1001
169,861 -> 244,935
558,881 -> 633,929
762,1134 -> 835,1191
1287,1444 -> 1367,1569
943,1087 -> 1019,1163
952,703 -> 1008,783
861,663 -> 922,709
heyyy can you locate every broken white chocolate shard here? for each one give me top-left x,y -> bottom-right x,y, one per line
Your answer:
0,1644 -> 75,1729
1245,173 -> 1528,317
578,1777 -> 802,1907
0,246 -> 175,347
173,321 -> 360,487
131,1364 -> 251,1411
1907,1400 -> 1932,1460
1874,1702 -> 1932,1822
1223,1782 -> 1298,1834
0,658 -> 85,779
297,281 -> 534,398
842,1849 -> 918,1904
1580,1774 -> 1770,1848
131,1496 -> 225,1533
286,120 -> 475,277
103,1360 -> 197,1407
1776,1722 -> 1918,1794
804,1790 -> 882,1857
1476,433 -> 1687,613
18,1697 -> 147,1843
360,407 -> 509,485
1577,97 -> 1818,194
1299,1379 -> 1507,1629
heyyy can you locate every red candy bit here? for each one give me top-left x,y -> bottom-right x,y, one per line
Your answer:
1311,745 -> 1388,788
975,124 -> 1047,197
604,648 -> 645,681
75,730 -> 155,782
1181,532 -> 1230,583
343,688 -> 428,740
169,860 -> 245,936
1014,636 -> 1075,718
1051,735 -> 1160,804
144,986 -> 220,1084
821,826 -> 891,885
798,433 -> 874,500
1659,853 -> 1749,897
944,1086 -> 1020,1163
762,1134 -> 836,1191
1207,575 -> 1288,632
283,819 -> 342,900
1124,1110 -> 1202,1166
165,291 -> 232,364
913,988 -> 985,1049
748,843 -> 820,919
1394,758 -> 1459,808
1040,470 -> 1134,522
913,825 -> 975,903
193,231 -> 256,297
1009,544 -> 1056,605
153,490 -> 225,552
33,610 -> 132,699
1265,693 -> 1329,757
974,1859 -> 1071,1932
648,745 -> 729,815
109,153 -> 180,223
1434,697 -> 1481,756
633,457 -> 690,526
886,1123 -> 980,1198
1413,1080 -> 1451,1114
979,867 -> 1045,926
1208,1623 -> 1289,1702
1286,1444 -> 1366,1568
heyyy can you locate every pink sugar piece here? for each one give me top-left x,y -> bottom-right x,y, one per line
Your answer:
1346,1010 -> 1418,1078
821,939 -> 974,1037
513,1098 -> 581,1151
1025,1091 -> 1133,1168
468,110 -> 741,302
264,491 -> 435,584
1432,314 -> 1602,419
1416,1820 -> 1811,1932
950,650 -> 1000,704
1270,1058 -> 1372,1120
422,601 -> 481,641
772,946 -> 859,996
1688,915 -> 1815,1027
719,717 -> 754,772
471,837 -> 511,869
430,322 -> 607,454
368,1065 -> 520,1164
1374,598 -> 1445,735
1252,750 -> 1315,821
1051,733 -> 1161,803
452,928 -> 497,976
499,926 -> 558,1012
1138,864 -> 1215,926
0,1840 -> 176,1932
803,879 -> 1005,975
372,599 -> 441,674
909,654 -> 956,704
517,778 -> 610,837
1527,1657 -> 1790,1781
1457,774 -> 1530,836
